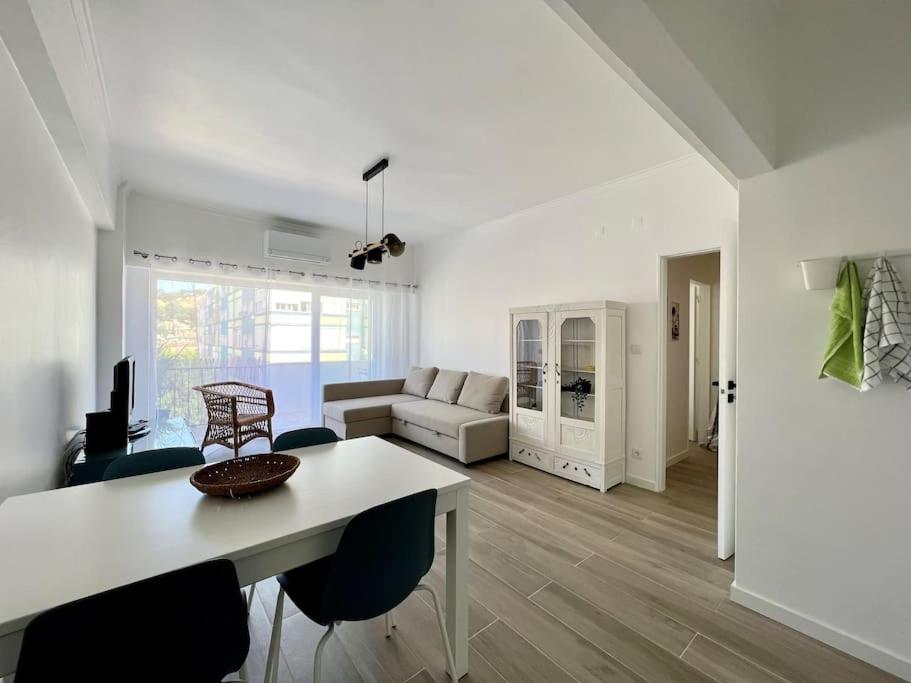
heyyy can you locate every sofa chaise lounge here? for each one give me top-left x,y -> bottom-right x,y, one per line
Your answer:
322,367 -> 508,465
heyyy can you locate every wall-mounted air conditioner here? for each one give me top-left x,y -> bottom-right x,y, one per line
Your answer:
263,230 -> 332,264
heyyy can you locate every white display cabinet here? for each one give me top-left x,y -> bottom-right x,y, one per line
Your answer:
509,301 -> 626,491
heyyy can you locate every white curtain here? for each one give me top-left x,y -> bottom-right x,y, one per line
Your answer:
132,266 -> 418,441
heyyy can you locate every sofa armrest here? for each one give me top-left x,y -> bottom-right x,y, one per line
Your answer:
459,414 -> 509,464
322,378 -> 405,402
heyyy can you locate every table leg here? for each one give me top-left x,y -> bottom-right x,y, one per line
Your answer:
445,486 -> 469,679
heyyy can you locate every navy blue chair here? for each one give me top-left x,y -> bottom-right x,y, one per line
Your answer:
272,427 -> 338,452
14,559 -> 250,682
263,489 -> 455,683
102,446 -> 205,481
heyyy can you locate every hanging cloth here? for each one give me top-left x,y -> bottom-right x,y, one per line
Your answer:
861,257 -> 911,391
819,260 -> 864,388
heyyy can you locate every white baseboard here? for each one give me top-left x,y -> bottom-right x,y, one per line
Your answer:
625,474 -> 658,491
730,582 -> 911,681
666,448 -> 691,467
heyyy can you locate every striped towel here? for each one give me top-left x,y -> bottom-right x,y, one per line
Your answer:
861,257 -> 911,391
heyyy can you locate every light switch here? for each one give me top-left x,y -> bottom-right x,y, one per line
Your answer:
630,344 -> 642,355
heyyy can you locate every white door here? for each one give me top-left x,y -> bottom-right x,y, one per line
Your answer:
690,281 -> 712,444
511,312 -> 550,448
554,309 -> 601,460
718,223 -> 738,560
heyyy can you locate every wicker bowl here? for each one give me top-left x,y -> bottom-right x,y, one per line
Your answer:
190,453 -> 300,498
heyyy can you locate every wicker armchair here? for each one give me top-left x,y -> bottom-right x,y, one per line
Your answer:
193,381 -> 275,457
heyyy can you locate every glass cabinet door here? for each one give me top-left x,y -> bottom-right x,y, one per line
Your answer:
515,318 -> 544,412
558,315 -> 596,422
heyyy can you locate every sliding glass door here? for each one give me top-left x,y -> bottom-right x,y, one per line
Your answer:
144,272 -> 414,441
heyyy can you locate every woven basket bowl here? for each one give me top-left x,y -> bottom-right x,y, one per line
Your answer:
190,453 -> 300,498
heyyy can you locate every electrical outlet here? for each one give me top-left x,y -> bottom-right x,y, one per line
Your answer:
631,449 -> 642,460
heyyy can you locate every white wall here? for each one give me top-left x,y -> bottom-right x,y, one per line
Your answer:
734,2 -> 911,677
665,252 -> 719,460
122,191 -> 416,283
0,38 -> 96,500
417,155 -> 736,488
95,186 -> 127,407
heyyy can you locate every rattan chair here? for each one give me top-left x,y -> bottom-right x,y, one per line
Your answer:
194,381 -> 275,457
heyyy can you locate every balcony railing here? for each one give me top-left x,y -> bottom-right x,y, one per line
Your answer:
155,359 -> 369,430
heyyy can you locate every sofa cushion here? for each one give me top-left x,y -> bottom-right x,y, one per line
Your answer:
457,372 -> 509,414
322,394 -> 422,423
426,369 -> 468,404
391,400 -> 491,439
402,366 -> 439,398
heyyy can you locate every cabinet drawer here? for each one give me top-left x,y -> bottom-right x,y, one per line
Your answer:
554,456 -> 602,489
511,443 -> 553,471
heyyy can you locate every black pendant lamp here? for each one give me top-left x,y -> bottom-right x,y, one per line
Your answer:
349,158 -> 406,270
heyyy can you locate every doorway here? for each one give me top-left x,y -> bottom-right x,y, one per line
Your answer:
658,244 -> 736,560
662,253 -> 719,465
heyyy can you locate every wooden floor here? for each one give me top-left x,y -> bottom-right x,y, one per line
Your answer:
242,439 -> 901,683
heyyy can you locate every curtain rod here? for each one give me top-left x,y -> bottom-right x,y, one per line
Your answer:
130,250 -> 418,289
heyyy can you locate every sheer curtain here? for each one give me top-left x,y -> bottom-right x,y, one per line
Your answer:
140,268 -> 417,441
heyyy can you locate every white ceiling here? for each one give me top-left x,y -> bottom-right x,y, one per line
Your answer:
89,0 -> 693,240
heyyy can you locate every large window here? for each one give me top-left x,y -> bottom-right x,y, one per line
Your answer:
141,273 -> 415,440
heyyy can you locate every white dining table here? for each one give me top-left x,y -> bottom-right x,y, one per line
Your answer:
0,436 -> 471,679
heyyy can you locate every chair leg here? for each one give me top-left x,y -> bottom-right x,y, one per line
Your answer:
264,587 -> 284,683
416,584 -> 457,683
313,623 -> 335,683
384,608 -> 398,637
246,582 -> 257,620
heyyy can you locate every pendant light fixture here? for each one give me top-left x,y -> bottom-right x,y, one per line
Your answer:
349,158 -> 406,270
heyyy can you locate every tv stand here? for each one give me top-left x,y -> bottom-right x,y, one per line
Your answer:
64,417 -> 195,486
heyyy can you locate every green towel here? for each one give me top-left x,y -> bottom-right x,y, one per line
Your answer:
819,260 -> 864,388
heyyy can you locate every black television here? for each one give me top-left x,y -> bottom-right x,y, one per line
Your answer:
84,356 -> 135,454
111,356 -> 135,422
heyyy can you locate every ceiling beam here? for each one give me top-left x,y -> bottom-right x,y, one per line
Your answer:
545,0 -> 775,185
0,0 -> 113,228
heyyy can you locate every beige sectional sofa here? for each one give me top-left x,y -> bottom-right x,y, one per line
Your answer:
322,368 -> 508,465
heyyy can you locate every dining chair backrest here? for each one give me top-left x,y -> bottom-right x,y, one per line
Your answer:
14,559 -> 249,682
273,427 -> 339,451
321,489 -> 438,623
102,446 -> 205,481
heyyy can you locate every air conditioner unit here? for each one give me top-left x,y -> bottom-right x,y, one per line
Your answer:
263,230 -> 332,264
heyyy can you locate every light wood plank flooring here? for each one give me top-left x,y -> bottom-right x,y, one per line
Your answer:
241,439 -> 901,683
